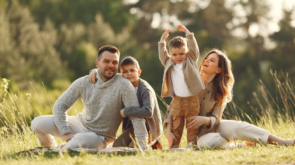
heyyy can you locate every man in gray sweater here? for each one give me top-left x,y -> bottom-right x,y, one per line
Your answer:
31,45 -> 148,149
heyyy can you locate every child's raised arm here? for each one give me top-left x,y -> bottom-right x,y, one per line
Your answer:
176,24 -> 190,35
160,29 -> 172,43
158,29 -> 172,66
177,24 -> 200,62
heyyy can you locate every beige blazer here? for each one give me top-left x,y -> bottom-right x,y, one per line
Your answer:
158,33 -> 205,98
164,82 -> 227,137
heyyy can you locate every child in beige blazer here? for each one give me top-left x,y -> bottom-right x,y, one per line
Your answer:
158,24 -> 205,148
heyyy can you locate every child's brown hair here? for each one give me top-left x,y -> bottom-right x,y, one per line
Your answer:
120,56 -> 140,71
168,36 -> 187,50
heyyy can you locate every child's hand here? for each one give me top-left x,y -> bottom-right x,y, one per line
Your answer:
89,70 -> 97,83
166,129 -> 177,149
120,109 -> 126,118
166,123 -> 178,149
177,24 -> 190,34
160,29 -> 172,42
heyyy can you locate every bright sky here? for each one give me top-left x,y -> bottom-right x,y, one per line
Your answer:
225,0 -> 295,39
267,0 -> 295,33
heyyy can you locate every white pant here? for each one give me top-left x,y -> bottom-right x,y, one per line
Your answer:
31,115 -> 107,149
197,120 -> 271,149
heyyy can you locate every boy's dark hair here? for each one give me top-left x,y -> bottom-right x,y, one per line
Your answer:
168,36 -> 187,50
97,45 -> 120,61
120,56 -> 140,71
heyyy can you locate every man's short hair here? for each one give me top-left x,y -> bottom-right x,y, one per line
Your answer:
120,56 -> 140,71
168,36 -> 187,50
97,45 -> 120,61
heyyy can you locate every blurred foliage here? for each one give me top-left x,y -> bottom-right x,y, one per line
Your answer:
0,0 -> 295,118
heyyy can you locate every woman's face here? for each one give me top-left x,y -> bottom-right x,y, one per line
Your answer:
200,53 -> 221,75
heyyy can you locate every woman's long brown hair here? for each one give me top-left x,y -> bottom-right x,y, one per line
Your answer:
201,49 -> 235,105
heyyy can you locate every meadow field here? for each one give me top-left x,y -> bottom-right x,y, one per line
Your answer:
1,71 -> 295,165
1,0 -> 295,164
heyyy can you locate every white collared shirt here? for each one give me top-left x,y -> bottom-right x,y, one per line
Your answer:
170,63 -> 192,97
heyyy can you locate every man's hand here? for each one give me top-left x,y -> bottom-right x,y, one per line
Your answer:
89,70 -> 97,83
62,133 -> 75,142
177,24 -> 190,34
187,116 -> 210,130
120,109 -> 126,118
160,29 -> 172,43
166,123 -> 178,149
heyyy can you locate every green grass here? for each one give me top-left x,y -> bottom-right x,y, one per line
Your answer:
2,146 -> 295,165
1,70 -> 295,164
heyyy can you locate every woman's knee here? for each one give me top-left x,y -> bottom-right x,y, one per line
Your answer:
198,133 -> 229,149
218,120 -> 247,135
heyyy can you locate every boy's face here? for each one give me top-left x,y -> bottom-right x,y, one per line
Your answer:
170,46 -> 188,64
120,64 -> 141,86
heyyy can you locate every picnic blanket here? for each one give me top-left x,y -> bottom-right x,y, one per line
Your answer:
14,147 -> 189,155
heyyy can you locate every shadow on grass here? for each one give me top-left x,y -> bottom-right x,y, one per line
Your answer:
3,149 -> 139,160
4,144 -> 276,160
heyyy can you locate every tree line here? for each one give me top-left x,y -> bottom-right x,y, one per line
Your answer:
0,0 -> 295,117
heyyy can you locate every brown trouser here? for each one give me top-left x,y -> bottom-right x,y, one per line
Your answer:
170,94 -> 200,148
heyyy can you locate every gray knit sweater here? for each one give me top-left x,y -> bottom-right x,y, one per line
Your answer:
53,72 -> 139,140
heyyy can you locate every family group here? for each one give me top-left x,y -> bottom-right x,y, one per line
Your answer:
30,25 -> 295,150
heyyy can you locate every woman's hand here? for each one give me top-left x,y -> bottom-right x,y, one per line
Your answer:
89,70 -> 97,83
187,116 -> 211,130
166,123 -> 178,149
177,24 -> 190,34
160,29 -> 172,42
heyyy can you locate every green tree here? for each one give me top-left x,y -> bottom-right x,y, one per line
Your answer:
0,0 -> 65,88
18,0 -> 133,33
270,9 -> 295,78
226,0 -> 271,113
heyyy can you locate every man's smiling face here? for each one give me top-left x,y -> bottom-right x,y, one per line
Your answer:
96,51 -> 119,81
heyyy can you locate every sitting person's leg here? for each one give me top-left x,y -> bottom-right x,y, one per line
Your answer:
216,120 -> 270,144
129,117 -> 149,149
113,127 -> 134,147
217,120 -> 294,145
197,133 -> 229,149
31,115 -> 62,148
31,115 -> 88,148
62,132 -> 107,149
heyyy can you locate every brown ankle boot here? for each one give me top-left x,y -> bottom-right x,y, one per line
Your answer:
151,139 -> 163,150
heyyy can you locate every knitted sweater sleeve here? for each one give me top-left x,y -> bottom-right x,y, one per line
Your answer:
121,82 -> 140,107
123,88 -> 154,118
53,77 -> 84,135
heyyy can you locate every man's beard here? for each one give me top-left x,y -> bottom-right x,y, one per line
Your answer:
100,67 -> 116,80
